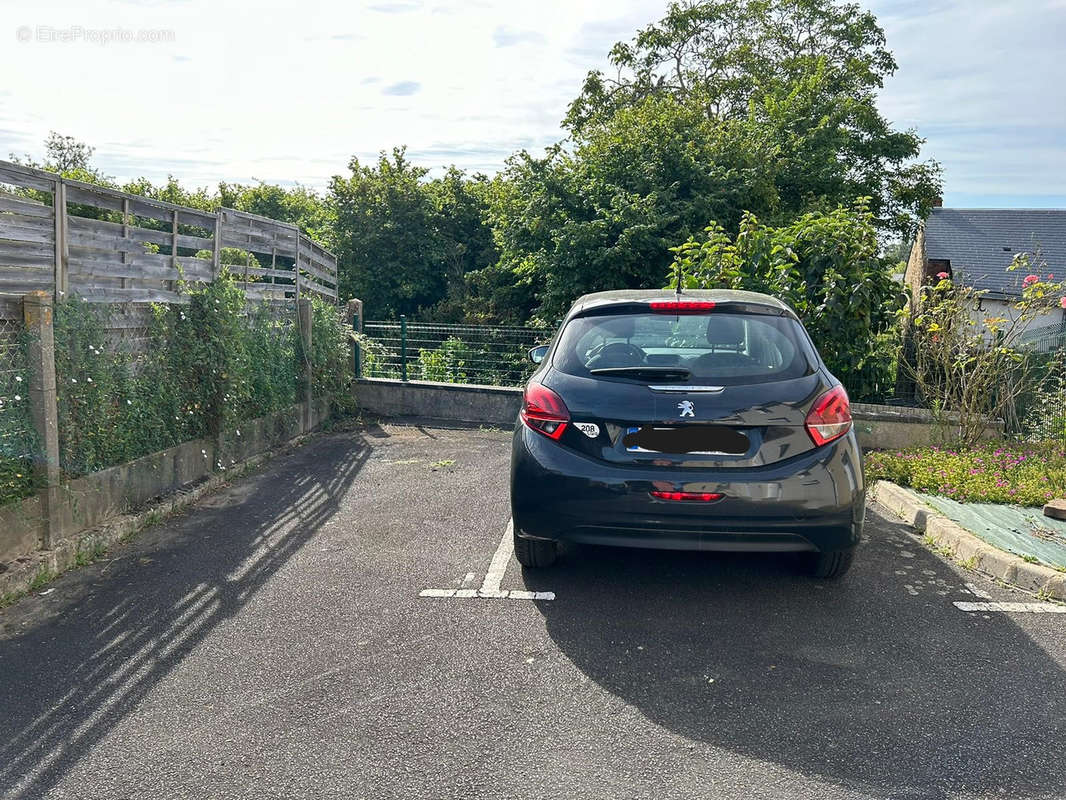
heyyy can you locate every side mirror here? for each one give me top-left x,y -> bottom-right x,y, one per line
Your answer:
528,344 -> 549,364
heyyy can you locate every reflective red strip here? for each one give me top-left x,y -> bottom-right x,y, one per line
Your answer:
650,490 -> 724,502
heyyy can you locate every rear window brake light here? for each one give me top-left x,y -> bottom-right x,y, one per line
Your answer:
648,301 -> 716,314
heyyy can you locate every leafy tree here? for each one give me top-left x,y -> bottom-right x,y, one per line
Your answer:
668,200 -> 904,400
122,176 -> 216,213
328,148 -> 448,317
484,95 -> 778,322
219,181 -> 332,243
329,148 -> 496,318
565,0 -> 941,236
9,131 -> 113,187
424,168 -> 498,321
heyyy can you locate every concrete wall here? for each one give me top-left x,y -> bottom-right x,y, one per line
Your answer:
353,378 -> 963,451
355,378 -> 523,428
0,398 -> 332,570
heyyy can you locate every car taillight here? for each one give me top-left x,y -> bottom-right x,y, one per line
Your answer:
650,491 -> 724,502
649,301 -> 716,314
521,382 -> 569,440
805,385 -> 852,446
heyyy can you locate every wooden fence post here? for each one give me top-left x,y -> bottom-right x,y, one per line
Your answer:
298,297 -> 313,432
294,230 -> 302,302
52,180 -> 68,300
212,211 -> 222,280
23,291 -> 61,549
120,198 -> 130,291
170,209 -> 179,292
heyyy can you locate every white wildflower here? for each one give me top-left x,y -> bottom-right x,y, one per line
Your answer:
14,395 -> 21,401
15,376 -> 22,383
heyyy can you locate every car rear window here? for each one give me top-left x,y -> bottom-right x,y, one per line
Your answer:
552,311 -> 814,384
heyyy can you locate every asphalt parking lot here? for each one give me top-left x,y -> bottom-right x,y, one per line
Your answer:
2,424 -> 1065,800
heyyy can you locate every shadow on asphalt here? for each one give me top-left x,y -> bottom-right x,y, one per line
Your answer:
523,510 -> 1066,800
0,432 -> 371,800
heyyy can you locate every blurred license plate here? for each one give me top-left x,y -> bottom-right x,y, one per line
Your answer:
624,426 -> 749,455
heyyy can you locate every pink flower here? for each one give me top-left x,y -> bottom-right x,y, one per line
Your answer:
1022,274 -> 1039,287
936,271 -> 949,279
1060,296 -> 1066,309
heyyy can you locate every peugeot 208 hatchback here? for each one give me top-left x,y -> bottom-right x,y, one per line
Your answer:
510,289 -> 864,578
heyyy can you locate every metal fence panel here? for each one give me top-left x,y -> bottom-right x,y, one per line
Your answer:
362,320 -> 553,387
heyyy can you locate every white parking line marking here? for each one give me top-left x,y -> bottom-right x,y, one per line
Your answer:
954,601 -> 1066,613
481,520 -> 515,595
420,519 -> 556,602
418,588 -> 556,601
964,582 -> 993,599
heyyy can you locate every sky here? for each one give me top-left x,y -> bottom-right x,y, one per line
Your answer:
1,0 -> 1064,208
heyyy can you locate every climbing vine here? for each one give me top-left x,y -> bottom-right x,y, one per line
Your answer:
51,271 -> 351,478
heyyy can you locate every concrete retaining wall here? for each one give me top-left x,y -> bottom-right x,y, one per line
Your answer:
353,378 -> 960,451
354,378 -> 523,428
0,398 -> 331,570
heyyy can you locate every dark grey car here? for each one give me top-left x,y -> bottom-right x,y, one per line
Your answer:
509,289 -> 864,578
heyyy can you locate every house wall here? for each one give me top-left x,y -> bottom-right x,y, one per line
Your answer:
971,299 -> 1065,342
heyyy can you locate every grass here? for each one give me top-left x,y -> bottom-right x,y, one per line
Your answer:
74,537 -> 108,567
867,441 -> 1066,506
27,565 -> 55,592
430,459 -> 455,470
922,533 -> 955,559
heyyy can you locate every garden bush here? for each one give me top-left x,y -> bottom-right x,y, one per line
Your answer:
866,443 -> 1066,507
307,294 -> 355,402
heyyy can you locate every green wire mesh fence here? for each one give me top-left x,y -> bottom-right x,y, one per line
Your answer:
361,319 -> 553,387
0,317 -> 38,505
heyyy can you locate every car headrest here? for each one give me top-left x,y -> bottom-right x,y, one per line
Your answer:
602,315 -> 635,339
705,316 -> 745,348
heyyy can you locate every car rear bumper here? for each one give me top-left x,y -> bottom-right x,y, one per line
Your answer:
510,424 -> 865,554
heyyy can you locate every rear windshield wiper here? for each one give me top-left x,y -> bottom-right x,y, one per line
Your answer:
588,366 -> 691,381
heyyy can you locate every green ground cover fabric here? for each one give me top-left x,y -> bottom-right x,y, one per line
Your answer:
918,493 -> 1066,570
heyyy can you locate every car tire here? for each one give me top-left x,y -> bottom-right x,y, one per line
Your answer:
514,530 -> 557,568
806,549 -> 854,579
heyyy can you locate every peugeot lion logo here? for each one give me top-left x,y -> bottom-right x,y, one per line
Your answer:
677,400 -> 695,418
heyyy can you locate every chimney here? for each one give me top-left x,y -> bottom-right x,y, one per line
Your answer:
932,196 -> 943,208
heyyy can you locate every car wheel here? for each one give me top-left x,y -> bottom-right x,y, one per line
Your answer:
806,549 -> 854,579
514,530 -> 557,568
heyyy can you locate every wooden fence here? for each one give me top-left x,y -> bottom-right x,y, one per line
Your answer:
0,159 -> 338,319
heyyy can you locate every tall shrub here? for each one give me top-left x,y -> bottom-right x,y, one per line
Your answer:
667,201 -> 903,401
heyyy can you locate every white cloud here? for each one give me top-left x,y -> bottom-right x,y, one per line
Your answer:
2,0 -> 1063,208
0,0 -> 667,189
